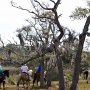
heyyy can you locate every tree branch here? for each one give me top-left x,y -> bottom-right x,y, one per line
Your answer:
50,0 -> 56,4
34,0 -> 52,10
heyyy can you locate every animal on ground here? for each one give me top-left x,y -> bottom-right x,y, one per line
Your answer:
17,72 -> 30,89
33,71 -> 47,86
28,69 -> 33,79
33,72 -> 40,86
83,69 -> 90,83
0,70 -> 9,89
28,69 -> 33,85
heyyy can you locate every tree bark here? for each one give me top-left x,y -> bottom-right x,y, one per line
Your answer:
46,71 -> 52,86
40,58 -> 46,87
46,67 -> 54,87
56,50 -> 65,90
70,16 -> 90,90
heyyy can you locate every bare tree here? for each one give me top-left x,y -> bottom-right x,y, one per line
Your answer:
70,15 -> 90,90
0,35 -> 4,48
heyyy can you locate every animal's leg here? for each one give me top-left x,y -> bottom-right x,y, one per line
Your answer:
29,80 -> 30,86
26,75 -> 30,88
17,80 -> 20,87
3,81 -> 5,89
17,78 -> 21,87
37,80 -> 38,86
33,77 -> 36,86
87,80 -> 88,84
44,78 -> 47,84
28,76 -> 30,86
26,81 -> 29,89
17,75 -> 21,87
23,81 -> 24,87
0,83 -> 2,89
86,73 -> 88,79
27,79 -> 30,87
22,81 -> 25,88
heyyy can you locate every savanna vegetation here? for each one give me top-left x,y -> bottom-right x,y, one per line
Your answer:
0,0 -> 90,90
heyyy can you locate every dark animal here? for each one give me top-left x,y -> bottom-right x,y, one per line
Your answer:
33,72 -> 40,86
83,70 -> 88,79
0,70 -> 9,89
83,70 -> 90,83
33,71 -> 47,86
17,72 -> 30,89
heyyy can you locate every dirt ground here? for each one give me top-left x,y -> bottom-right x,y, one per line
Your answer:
1,81 -> 90,90
0,81 -> 59,90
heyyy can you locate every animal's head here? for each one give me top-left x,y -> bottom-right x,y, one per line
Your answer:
28,70 -> 33,77
3,70 -> 9,77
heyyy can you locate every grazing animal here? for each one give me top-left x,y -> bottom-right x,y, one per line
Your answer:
83,70 -> 90,83
17,72 -> 30,88
0,70 -> 9,89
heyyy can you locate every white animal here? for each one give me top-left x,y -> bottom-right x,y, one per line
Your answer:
28,70 -> 33,80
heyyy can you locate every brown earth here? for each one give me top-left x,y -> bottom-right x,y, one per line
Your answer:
1,81 -> 59,90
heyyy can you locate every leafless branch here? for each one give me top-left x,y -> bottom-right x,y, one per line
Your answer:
34,0 -> 52,10
26,19 -> 44,43
11,1 -> 32,13
53,0 -> 61,10
50,23 -> 55,39
50,0 -> 55,4
30,0 -> 39,14
0,35 -> 4,48
11,1 -> 54,22
12,37 -> 17,45
8,40 -> 12,44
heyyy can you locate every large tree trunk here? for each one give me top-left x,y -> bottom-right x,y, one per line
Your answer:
40,58 -> 46,87
46,67 -> 54,87
70,16 -> 90,90
56,50 -> 65,90
46,71 -> 52,86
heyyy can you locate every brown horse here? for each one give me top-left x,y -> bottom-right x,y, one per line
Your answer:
33,71 -> 47,86
0,70 -> 9,89
17,72 -> 30,88
33,72 -> 40,86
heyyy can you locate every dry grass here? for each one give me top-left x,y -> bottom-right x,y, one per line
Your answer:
77,80 -> 90,90
3,80 -> 90,90
2,77 -> 90,90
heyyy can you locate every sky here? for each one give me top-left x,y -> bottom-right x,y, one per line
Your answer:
0,0 -> 88,45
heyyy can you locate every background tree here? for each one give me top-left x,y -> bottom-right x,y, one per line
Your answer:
70,1 -> 90,19
69,1 -> 90,90
62,29 -> 79,67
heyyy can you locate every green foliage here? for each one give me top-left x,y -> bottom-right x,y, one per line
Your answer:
53,71 -> 58,81
80,61 -> 89,73
41,11 -> 54,18
62,53 -> 71,65
64,72 -> 72,82
80,51 -> 90,72
81,61 -> 89,69
70,7 -> 90,19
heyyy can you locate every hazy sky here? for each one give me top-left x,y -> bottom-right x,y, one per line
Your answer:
0,0 -> 87,45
